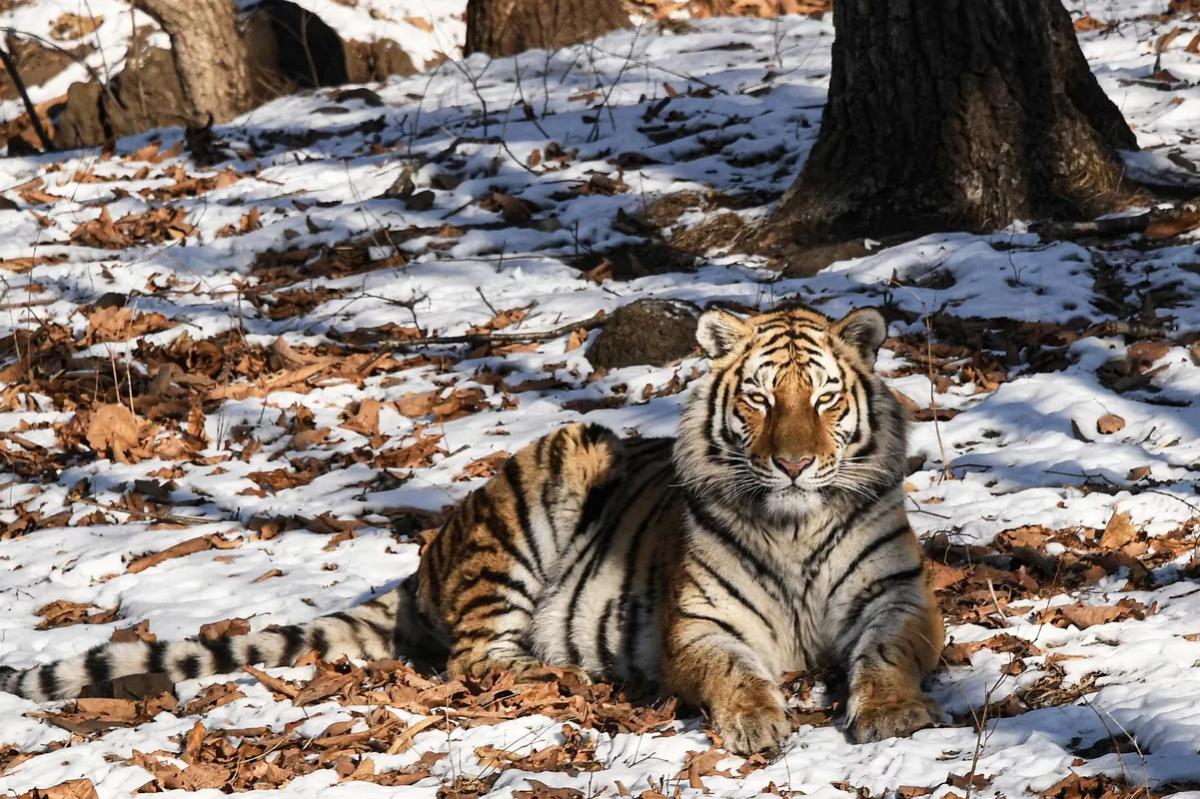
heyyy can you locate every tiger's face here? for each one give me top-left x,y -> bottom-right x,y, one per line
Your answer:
683,304 -> 895,517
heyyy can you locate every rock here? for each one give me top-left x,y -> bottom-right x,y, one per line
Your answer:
56,44 -> 193,150
587,299 -> 699,369
780,239 -> 870,277
346,38 -> 416,83
334,87 -> 383,107
572,242 -> 696,281
1096,413 -> 1125,434
0,34 -> 88,101
55,80 -> 107,150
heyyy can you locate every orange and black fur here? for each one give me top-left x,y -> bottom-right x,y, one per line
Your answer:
1,305 -> 944,754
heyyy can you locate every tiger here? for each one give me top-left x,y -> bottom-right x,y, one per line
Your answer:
0,304 -> 944,754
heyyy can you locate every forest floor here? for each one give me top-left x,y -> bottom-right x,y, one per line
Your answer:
4,1 -> 1200,798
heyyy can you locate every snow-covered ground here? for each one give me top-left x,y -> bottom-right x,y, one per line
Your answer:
3,2 -> 1200,798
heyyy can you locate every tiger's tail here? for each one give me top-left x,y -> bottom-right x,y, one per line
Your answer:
0,577 -> 432,702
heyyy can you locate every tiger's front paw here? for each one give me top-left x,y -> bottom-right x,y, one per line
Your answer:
847,691 -> 940,743
709,678 -> 791,755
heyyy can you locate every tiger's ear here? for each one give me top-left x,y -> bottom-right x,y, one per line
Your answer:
834,308 -> 887,366
696,308 -> 751,359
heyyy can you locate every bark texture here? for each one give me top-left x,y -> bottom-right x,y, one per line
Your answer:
465,0 -> 629,58
758,0 -> 1139,250
133,0 -> 253,123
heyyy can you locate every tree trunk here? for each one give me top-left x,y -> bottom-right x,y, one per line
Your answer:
757,0 -> 1139,253
133,0 -> 252,123
465,0 -> 629,58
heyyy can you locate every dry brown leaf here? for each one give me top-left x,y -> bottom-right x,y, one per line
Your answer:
294,669 -> 358,706
50,12 -> 102,40
111,619 -> 156,643
1099,510 -> 1137,550
243,665 -> 299,698
182,719 -> 205,763
565,328 -> 588,351
84,403 -> 156,464
1073,15 -> 1108,31
1095,413 -> 1125,435
200,617 -> 251,640
1041,598 -> 1150,629
36,600 -> 119,630
342,398 -> 382,437
928,560 -> 968,590
456,451 -> 510,481
1127,465 -> 1152,481
127,535 -> 216,573
75,697 -> 139,722
85,305 -> 173,344
17,779 -> 99,799
292,427 -> 331,449
373,434 -> 444,469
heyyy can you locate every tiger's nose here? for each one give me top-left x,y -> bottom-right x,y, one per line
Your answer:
773,456 -> 814,480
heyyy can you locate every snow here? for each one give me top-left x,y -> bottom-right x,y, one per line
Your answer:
2,1 -> 1200,798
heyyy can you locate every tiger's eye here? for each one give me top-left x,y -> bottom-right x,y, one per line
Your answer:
816,391 -> 839,406
746,392 -> 770,407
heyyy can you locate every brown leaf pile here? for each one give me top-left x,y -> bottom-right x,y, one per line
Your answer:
85,305 -> 174,345
70,206 -> 196,249
36,600 -> 119,630
79,403 -> 158,464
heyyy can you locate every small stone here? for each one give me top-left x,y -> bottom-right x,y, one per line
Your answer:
586,299 -> 699,369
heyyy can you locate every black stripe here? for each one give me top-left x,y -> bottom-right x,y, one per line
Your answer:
479,501 -> 539,578
275,624 -> 307,664
246,645 -> 263,666
825,524 -> 912,600
757,330 -> 790,352
362,618 -> 395,647
200,637 -> 238,674
540,429 -> 566,548
844,567 -> 925,623
452,627 -> 498,644
796,497 -> 891,604
84,646 -> 111,686
423,545 -> 444,606
691,554 -> 774,630
618,491 -> 673,670
850,376 -> 879,460
38,664 -> 58,699
309,628 -> 330,659
565,465 -> 670,663
678,611 -> 748,644
148,641 -> 167,673
454,593 -> 511,620
178,655 -> 202,680
598,599 -> 617,676
478,568 -> 536,603
686,571 -> 719,608
704,363 -> 729,460
683,492 -> 786,602
475,605 -> 528,620
504,458 -> 546,579
331,611 -> 362,632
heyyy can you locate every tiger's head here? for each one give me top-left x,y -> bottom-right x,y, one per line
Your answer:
676,304 -> 906,520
